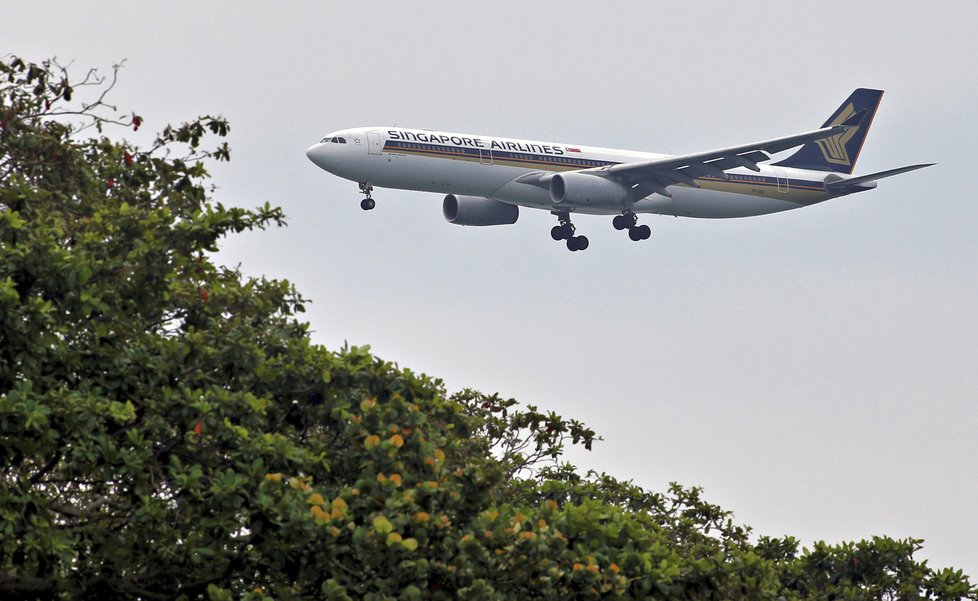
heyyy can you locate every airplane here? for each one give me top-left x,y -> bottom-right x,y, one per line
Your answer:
305,89 -> 932,252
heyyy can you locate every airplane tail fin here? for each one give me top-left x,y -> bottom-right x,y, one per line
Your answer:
773,88 -> 884,174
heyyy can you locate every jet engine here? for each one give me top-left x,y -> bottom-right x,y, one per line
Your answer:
442,194 -> 519,226
550,172 -> 628,206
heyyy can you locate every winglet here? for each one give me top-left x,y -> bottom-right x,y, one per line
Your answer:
840,108 -> 868,128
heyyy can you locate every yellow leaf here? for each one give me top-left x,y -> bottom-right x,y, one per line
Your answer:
373,515 -> 393,535
389,434 -> 404,448
401,537 -> 418,552
264,472 -> 283,483
310,506 -> 328,523
330,498 -> 348,520
386,532 -> 402,546
360,398 -> 376,411
414,511 -> 430,523
389,473 -> 402,486
308,493 -> 325,506
364,434 -> 380,450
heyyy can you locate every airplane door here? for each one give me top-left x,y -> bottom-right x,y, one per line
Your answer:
367,131 -> 382,155
480,148 -> 493,165
775,168 -> 788,193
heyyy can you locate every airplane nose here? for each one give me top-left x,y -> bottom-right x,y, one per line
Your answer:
305,143 -> 332,170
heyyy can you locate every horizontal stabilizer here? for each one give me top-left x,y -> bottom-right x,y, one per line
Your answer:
825,163 -> 935,191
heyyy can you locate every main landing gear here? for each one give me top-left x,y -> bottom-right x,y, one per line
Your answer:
612,211 -> 651,241
358,182 -> 375,210
550,212 -> 589,252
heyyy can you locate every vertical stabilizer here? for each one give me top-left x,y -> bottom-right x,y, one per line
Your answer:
773,88 -> 883,174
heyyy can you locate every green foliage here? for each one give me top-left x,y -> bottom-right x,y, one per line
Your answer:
1,56 -> 975,600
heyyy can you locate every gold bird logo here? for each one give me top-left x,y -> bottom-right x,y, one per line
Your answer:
816,103 -> 860,166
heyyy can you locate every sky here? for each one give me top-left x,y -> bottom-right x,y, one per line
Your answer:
5,0 -> 978,578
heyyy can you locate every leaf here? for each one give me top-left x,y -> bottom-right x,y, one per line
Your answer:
373,515 -> 393,535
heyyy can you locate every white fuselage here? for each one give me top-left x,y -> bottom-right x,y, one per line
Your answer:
306,127 -> 839,218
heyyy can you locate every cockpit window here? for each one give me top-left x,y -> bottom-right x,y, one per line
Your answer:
319,136 -> 348,144
336,137 -> 346,144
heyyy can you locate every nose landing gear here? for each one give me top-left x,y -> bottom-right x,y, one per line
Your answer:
358,182 -> 375,210
613,211 -> 651,241
550,211 -> 589,252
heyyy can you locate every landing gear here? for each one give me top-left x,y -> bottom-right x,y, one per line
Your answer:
613,211 -> 651,241
551,211 -> 588,252
358,182 -> 375,210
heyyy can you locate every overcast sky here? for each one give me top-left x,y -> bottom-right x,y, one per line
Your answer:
6,0 -> 978,578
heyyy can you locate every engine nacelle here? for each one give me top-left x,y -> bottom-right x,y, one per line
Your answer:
443,194 -> 519,226
550,172 -> 628,206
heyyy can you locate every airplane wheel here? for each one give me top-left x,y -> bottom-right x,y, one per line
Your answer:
613,215 -> 627,230
360,198 -> 375,211
551,225 -> 565,241
628,226 -> 643,241
566,236 -> 589,251
560,224 -> 575,239
638,224 -> 651,240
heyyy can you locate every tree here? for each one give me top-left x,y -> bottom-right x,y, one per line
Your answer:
1,56 -> 975,600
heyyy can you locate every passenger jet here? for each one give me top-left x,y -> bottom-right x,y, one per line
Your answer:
306,89 -> 931,251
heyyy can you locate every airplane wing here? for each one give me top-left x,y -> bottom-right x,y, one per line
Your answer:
601,110 -> 867,198
512,111 -> 867,198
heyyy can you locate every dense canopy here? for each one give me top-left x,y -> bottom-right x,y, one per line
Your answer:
1,56 -> 974,600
